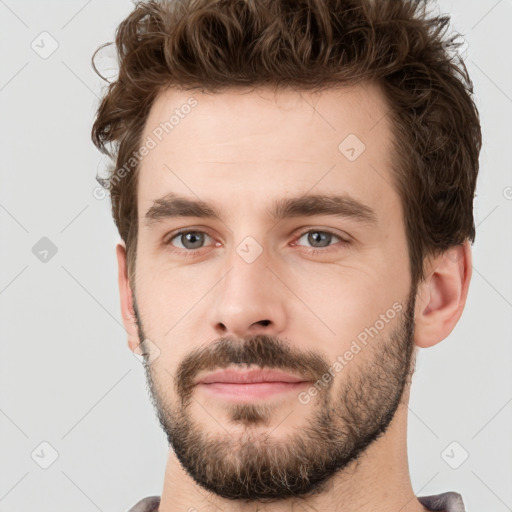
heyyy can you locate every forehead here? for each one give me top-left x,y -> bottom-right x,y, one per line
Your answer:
137,82 -> 398,223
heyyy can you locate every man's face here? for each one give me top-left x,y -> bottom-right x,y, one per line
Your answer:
130,83 -> 417,501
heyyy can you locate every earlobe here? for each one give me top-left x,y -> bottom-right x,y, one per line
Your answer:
116,242 -> 139,352
413,240 -> 472,349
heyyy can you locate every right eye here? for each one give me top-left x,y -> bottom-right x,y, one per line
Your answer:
165,229 -> 218,253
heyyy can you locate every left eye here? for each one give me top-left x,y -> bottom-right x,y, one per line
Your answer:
294,230 -> 344,249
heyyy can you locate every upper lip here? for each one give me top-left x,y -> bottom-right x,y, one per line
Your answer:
196,368 -> 308,385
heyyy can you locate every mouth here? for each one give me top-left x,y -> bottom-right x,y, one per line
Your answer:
195,368 -> 311,401
197,368 -> 308,385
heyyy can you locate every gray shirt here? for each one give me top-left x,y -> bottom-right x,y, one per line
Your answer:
127,491 -> 466,511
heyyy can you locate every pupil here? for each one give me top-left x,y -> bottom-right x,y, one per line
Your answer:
309,231 -> 330,247
184,232 -> 203,249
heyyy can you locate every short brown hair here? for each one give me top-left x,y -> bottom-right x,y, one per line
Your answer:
91,0 -> 481,286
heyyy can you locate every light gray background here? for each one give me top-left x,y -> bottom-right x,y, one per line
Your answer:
0,0 -> 511,511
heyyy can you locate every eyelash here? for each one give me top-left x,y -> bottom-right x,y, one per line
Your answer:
164,228 -> 351,257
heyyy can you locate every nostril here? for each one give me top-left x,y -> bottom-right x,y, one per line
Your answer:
258,320 -> 271,327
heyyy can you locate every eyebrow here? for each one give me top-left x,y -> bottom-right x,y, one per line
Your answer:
143,192 -> 378,227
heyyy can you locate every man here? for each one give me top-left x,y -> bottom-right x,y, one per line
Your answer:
91,0 -> 480,510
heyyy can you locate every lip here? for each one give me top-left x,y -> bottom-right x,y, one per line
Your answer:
198,381 -> 309,401
196,368 -> 307,385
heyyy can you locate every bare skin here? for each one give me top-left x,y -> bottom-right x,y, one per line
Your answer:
117,82 -> 472,512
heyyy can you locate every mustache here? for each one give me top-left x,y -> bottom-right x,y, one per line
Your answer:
174,334 -> 332,403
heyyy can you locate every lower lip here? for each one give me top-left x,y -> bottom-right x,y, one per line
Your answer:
197,381 -> 309,401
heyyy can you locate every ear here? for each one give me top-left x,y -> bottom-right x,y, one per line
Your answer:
116,242 -> 139,352
414,240 -> 472,348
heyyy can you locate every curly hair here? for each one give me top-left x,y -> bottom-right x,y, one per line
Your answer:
91,0 -> 481,286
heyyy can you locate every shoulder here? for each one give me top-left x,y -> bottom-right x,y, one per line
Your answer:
125,492 -> 466,512
417,491 -> 466,512
126,496 -> 161,512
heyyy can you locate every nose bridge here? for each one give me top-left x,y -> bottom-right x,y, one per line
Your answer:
208,229 -> 287,338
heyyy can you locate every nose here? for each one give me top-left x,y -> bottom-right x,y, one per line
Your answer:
208,246 -> 287,340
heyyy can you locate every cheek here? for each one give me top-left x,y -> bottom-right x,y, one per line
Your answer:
283,257 -> 408,352
135,242 -> 209,304
298,270 -> 390,323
